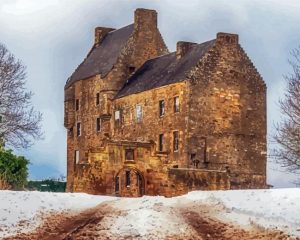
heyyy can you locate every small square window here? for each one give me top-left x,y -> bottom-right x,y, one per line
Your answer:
136,105 -> 142,122
75,99 -> 79,111
129,66 -> 135,74
125,149 -> 134,161
96,117 -> 101,132
174,96 -> 180,113
96,93 -> 100,106
76,122 -> 81,137
159,100 -> 165,117
173,131 -> 179,152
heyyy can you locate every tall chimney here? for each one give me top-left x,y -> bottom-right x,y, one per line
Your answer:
94,27 -> 115,46
176,41 -> 197,59
216,32 -> 239,45
134,8 -> 157,30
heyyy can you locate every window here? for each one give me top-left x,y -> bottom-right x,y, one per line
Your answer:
96,117 -> 101,132
159,100 -> 165,117
76,122 -> 81,136
75,99 -> 79,111
115,110 -> 121,127
129,66 -> 135,74
159,134 -> 164,152
174,96 -> 180,113
126,170 -> 131,187
125,149 -> 134,161
96,93 -> 100,106
173,131 -> 179,152
74,150 -> 80,164
136,105 -> 142,122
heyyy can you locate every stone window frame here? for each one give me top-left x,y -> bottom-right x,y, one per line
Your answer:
174,96 -> 180,113
96,117 -> 101,132
159,99 -> 165,117
75,98 -> 80,111
96,92 -> 100,106
136,104 -> 143,123
158,133 -> 164,152
76,122 -> 81,137
173,130 -> 179,152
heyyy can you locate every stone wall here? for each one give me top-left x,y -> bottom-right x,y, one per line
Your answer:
186,33 -> 267,188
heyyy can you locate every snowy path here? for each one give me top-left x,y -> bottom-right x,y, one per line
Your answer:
0,189 -> 300,239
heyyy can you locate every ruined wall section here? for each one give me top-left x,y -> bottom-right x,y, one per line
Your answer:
186,33 -> 267,188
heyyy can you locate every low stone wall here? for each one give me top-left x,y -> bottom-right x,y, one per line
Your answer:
165,168 -> 230,197
229,172 -> 267,189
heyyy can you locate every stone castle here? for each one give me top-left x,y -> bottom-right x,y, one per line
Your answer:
64,8 -> 267,197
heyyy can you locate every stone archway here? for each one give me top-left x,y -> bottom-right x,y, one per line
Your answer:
115,167 -> 145,197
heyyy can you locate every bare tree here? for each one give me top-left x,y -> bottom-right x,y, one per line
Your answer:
0,43 -> 42,148
273,47 -> 300,174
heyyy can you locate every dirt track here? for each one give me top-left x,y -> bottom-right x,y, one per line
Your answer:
4,202 -> 299,240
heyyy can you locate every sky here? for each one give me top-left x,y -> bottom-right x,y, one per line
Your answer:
0,0 -> 299,187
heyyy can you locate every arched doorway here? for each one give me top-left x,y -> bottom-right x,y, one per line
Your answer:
115,167 -> 145,197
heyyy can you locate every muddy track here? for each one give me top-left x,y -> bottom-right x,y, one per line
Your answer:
4,203 -> 300,240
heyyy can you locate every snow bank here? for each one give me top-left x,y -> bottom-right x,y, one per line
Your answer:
186,188 -> 300,236
0,190 -> 115,238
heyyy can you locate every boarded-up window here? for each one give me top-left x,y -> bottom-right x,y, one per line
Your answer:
174,96 -> 180,113
125,149 -> 134,161
76,122 -> 81,136
136,105 -> 142,122
173,131 -> 179,152
159,100 -> 165,117
159,134 -> 164,152
96,117 -> 101,132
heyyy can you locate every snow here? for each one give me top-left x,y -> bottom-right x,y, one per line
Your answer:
0,190 -> 114,238
186,188 -> 300,236
0,188 -> 300,238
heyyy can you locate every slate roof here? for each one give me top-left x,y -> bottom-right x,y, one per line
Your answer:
116,39 -> 216,98
65,24 -> 134,88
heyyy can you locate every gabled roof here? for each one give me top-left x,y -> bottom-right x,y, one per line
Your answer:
65,24 -> 134,88
116,39 -> 215,98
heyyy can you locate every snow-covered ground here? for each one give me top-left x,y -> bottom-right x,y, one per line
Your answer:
0,188 -> 299,238
0,191 -> 114,238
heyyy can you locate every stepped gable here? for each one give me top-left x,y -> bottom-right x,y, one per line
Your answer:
65,24 -> 134,88
116,39 -> 216,98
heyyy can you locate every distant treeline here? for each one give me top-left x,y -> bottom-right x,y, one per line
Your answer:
27,179 -> 66,192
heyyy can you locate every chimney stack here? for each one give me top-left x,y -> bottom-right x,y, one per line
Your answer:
134,8 -> 157,30
176,41 -> 197,59
94,27 -> 115,46
216,32 -> 239,45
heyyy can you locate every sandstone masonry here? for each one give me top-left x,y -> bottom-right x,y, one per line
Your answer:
64,9 -> 267,197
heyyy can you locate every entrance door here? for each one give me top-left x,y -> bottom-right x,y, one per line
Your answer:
115,168 -> 145,197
